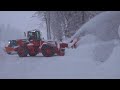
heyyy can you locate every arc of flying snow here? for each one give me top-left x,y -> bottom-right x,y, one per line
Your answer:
69,11 -> 120,62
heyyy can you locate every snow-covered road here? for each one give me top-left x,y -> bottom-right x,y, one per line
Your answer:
0,40 -> 120,79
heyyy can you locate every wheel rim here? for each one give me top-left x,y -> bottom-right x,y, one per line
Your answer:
46,48 -> 51,55
41,45 -> 55,57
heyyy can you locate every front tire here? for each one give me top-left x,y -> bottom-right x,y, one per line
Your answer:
17,47 -> 28,57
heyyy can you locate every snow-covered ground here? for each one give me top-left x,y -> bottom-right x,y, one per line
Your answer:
0,35 -> 120,79
0,43 -> 120,79
0,11 -> 120,79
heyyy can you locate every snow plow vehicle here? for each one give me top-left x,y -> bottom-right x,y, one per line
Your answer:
5,29 -> 79,57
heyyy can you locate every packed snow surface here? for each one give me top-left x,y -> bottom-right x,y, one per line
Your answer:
0,38 -> 120,79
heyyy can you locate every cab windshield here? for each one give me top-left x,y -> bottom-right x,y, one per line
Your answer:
27,31 -> 41,40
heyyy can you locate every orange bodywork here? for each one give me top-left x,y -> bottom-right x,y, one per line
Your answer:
5,47 -> 15,53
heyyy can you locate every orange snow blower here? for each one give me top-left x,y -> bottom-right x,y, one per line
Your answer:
5,29 -> 79,57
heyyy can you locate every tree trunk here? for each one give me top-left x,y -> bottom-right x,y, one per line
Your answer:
46,12 -> 51,40
82,11 -> 85,24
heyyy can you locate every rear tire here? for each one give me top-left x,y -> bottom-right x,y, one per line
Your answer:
17,47 -> 28,57
41,44 -> 55,57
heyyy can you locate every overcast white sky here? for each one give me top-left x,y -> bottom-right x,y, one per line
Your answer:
0,11 -> 40,31
0,11 -> 47,39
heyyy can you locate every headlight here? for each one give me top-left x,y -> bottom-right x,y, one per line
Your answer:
5,41 -> 10,47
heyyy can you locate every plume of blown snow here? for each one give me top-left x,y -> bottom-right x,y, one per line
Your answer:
71,11 -> 120,42
71,11 -> 120,62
